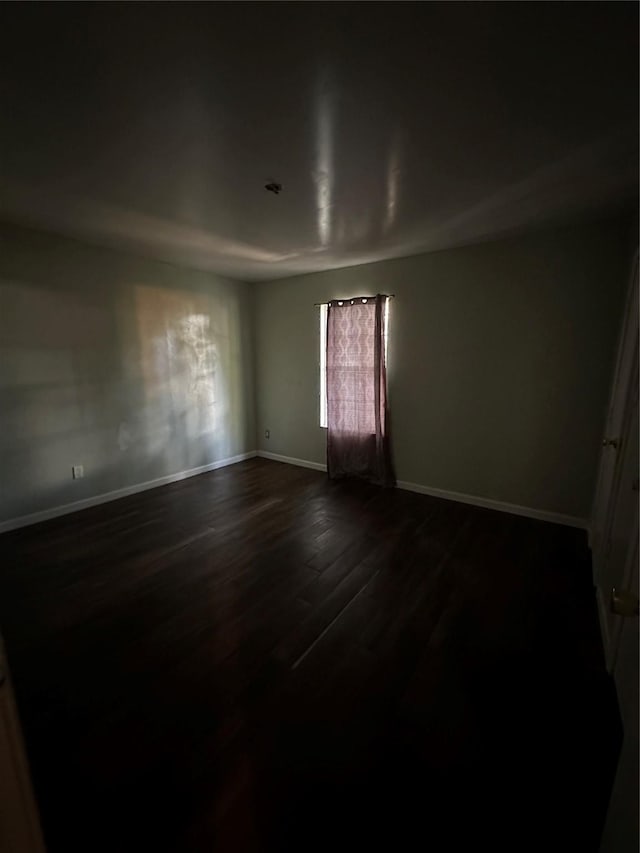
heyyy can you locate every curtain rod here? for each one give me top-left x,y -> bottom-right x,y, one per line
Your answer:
314,294 -> 395,306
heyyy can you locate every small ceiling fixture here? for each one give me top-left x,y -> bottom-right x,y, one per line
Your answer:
265,181 -> 282,195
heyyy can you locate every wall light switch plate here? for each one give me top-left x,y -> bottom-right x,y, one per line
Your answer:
264,430 -> 270,439
72,465 -> 84,480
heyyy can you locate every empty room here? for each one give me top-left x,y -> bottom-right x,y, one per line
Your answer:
0,3 -> 638,852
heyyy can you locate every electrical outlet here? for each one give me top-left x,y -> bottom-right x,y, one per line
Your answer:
72,465 -> 84,480
264,429 -> 270,439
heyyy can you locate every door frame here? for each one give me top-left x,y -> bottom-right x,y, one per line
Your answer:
0,636 -> 46,852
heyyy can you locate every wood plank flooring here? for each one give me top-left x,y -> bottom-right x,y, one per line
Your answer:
0,459 -> 620,851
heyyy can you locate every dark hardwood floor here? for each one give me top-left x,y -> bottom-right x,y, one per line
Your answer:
0,459 -> 620,852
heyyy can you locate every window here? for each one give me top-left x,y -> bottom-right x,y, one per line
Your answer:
319,298 -> 389,428
319,303 -> 328,428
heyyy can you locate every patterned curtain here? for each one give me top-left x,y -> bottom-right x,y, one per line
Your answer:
326,294 -> 395,486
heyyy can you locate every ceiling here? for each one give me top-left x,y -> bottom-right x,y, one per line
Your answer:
0,3 -> 637,281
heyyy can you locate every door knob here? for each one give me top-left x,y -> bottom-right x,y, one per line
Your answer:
602,437 -> 619,449
611,588 -> 640,617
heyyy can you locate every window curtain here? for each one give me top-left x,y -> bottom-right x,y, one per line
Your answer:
326,294 -> 395,486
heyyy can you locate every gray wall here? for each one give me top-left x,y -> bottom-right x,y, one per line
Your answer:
0,222 -> 255,523
254,217 -> 632,519
0,215 -> 632,525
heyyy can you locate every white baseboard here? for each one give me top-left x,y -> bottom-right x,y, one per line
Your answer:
396,479 -> 587,529
256,450 -> 586,529
3,448 -> 587,535
595,584 -> 611,669
0,452 -> 257,534
257,450 -> 327,472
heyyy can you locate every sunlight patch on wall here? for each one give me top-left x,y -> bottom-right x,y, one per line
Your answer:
134,284 -> 233,464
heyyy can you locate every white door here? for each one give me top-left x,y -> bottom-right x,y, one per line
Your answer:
596,354 -> 639,667
598,393 -> 638,852
593,252 -> 639,853
591,253 -> 638,589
